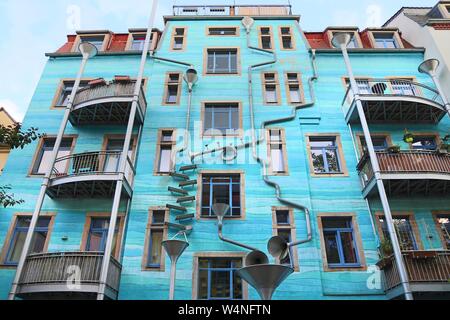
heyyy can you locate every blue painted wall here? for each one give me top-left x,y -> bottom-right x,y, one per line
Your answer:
0,16 -> 448,300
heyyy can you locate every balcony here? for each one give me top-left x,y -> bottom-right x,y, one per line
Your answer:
69,81 -> 147,126
343,79 -> 447,124
172,5 -> 292,16
16,252 -> 121,300
46,151 -> 135,199
358,150 -> 450,198
377,251 -> 450,299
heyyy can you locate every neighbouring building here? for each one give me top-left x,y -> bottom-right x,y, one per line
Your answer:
384,1 -> 450,96
0,107 -> 18,174
0,4 -> 448,301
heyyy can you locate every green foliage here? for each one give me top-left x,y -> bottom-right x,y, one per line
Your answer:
379,238 -> 393,258
0,123 -> 42,150
0,123 -> 43,207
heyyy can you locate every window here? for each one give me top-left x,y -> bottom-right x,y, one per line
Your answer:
285,73 -> 303,104
30,137 -> 74,175
359,135 -> 389,153
372,32 -> 399,49
320,217 -> 361,268
206,48 -> 239,74
259,27 -> 273,50
279,27 -> 295,50
154,129 -> 175,174
2,215 -> 53,266
197,258 -> 243,300
78,35 -> 106,51
203,103 -> 240,136
163,73 -> 182,105
411,136 -> 437,150
390,79 -> 417,96
200,174 -> 242,218
267,129 -> 288,175
53,80 -> 90,107
262,72 -> 280,104
435,214 -> 450,249
171,27 -> 186,51
130,34 -> 146,51
208,27 -> 238,36
84,216 -> 123,258
378,215 -> 419,251
144,209 -> 168,270
308,136 -> 346,175
272,208 -> 298,270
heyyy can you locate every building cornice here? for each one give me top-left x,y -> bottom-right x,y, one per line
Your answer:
163,15 -> 300,23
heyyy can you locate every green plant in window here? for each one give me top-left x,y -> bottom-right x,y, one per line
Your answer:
379,238 -> 393,258
402,130 -> 414,144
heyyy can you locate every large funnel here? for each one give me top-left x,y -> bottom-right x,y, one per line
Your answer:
78,42 -> 98,59
162,239 -> 189,264
241,16 -> 255,33
268,236 -> 289,261
418,58 -> 440,76
331,32 -> 352,49
162,240 -> 189,300
237,264 -> 293,300
212,203 -> 230,224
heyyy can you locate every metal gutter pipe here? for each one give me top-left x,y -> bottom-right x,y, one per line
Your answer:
332,33 -> 413,300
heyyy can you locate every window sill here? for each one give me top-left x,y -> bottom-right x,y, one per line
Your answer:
142,266 -> 165,272
0,264 -> 17,270
204,72 -> 240,76
311,172 -> 348,178
324,265 -> 366,272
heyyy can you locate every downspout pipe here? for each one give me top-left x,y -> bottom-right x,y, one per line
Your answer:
332,33 -> 413,301
8,43 -> 97,301
218,215 -> 259,251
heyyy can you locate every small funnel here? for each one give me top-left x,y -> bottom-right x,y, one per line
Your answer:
162,240 -> 189,300
184,68 -> 198,92
268,236 -> 289,261
78,42 -> 98,59
418,58 -> 440,76
331,32 -> 352,49
212,203 -> 230,222
242,16 -> 255,33
237,264 -> 294,300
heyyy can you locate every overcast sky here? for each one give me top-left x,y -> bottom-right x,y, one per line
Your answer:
0,0 -> 437,121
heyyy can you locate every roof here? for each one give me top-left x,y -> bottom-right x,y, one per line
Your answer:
304,28 -> 416,50
0,107 -> 18,125
383,2 -> 450,27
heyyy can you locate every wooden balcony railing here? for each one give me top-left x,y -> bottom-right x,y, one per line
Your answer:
50,151 -> 136,186
358,150 -> 450,188
18,252 -> 122,297
377,251 -> 450,292
173,5 -> 292,16
72,81 -> 147,117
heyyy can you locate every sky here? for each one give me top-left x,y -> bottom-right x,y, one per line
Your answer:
0,0 -> 438,121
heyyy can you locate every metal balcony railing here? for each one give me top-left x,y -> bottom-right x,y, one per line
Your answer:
358,150 -> 450,188
172,5 -> 292,16
342,79 -> 445,123
50,151 -> 136,185
18,252 -> 122,297
378,251 -> 450,292
72,81 -> 147,118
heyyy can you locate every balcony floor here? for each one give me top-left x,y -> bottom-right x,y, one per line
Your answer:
346,96 -> 446,124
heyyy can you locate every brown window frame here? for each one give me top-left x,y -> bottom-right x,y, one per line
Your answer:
261,72 -> 281,105
258,26 -> 273,50
285,72 -> 304,104
278,26 -> 295,50
432,211 -> 450,250
142,207 -> 170,271
271,207 -> 299,271
203,47 -> 241,76
206,26 -> 239,37
153,129 -> 176,175
170,27 -> 187,51
162,72 -> 183,106
266,128 -> 289,176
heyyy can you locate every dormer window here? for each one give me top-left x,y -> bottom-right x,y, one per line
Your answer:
372,32 -> 399,49
78,35 -> 106,51
131,34 -> 146,51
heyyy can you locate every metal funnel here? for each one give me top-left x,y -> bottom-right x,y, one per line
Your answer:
418,58 -> 440,76
78,42 -> 98,59
212,203 -> 230,223
331,32 -> 352,49
184,68 -> 198,92
268,236 -> 289,261
237,264 -> 294,300
162,240 -> 189,300
241,16 -> 255,33
162,239 -> 189,264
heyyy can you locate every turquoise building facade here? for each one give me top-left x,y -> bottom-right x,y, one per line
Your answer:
0,5 -> 448,300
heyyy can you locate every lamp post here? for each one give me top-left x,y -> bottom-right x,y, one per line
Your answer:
331,32 -> 413,300
8,42 -> 98,300
418,58 -> 450,118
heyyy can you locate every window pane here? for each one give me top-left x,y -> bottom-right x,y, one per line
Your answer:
159,147 -> 173,173
152,211 -> 166,224
198,258 -> 242,300
265,85 -> 277,103
276,210 -> 290,225
289,86 -> 301,102
340,231 -> 358,264
262,37 -> 272,49
198,268 -> 209,299
380,217 -> 418,251
282,37 -> 292,49
7,231 -> 27,263
271,145 -> 285,172
412,137 -> 436,150
278,229 -> 292,265
324,231 -> 340,264
148,230 -> 163,266
326,149 -> 340,172
311,149 -> 326,173
87,232 -> 103,251
322,218 -> 350,229
437,216 -> 450,248
167,85 -> 179,103
212,184 -> 230,208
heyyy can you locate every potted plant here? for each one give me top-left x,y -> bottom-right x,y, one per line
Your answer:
387,145 -> 401,154
403,130 -> 414,144
437,135 -> 450,154
377,238 -> 394,269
